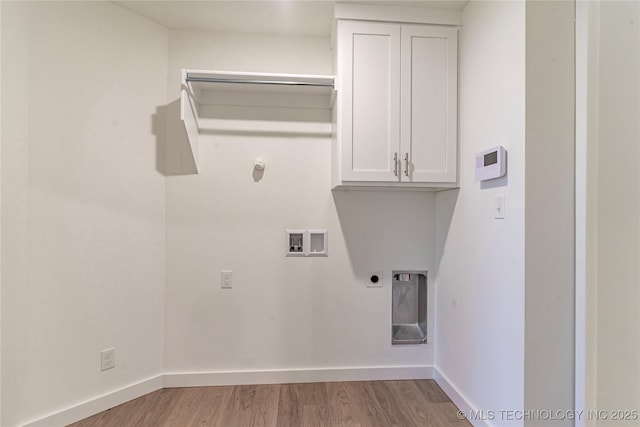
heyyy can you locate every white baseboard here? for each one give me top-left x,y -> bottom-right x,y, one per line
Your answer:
163,365 -> 434,388
23,375 -> 164,427
21,366 -> 433,426
22,366 -> 434,426
434,367 -> 493,427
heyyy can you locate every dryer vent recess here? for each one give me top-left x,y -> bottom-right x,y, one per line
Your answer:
392,270 -> 428,345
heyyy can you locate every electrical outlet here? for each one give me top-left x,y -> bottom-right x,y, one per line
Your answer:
221,270 -> 232,289
101,348 -> 115,371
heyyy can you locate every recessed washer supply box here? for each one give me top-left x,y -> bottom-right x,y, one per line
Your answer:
286,229 -> 328,257
475,145 -> 506,181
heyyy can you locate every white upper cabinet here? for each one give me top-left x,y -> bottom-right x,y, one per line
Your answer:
334,20 -> 458,189
401,25 -> 458,184
338,21 -> 401,182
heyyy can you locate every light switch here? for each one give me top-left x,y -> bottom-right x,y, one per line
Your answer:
221,271 -> 232,289
494,195 -> 505,219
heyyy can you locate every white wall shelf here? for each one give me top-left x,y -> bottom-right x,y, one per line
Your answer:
184,70 -> 335,109
180,69 -> 336,173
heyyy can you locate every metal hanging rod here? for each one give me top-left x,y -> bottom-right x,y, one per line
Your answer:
185,76 -> 334,88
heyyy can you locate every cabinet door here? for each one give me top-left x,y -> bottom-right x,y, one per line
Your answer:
401,25 -> 458,183
339,21 -> 401,182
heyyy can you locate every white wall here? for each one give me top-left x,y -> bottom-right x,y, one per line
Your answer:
435,1 -> 526,424
523,1 -> 575,423
592,1 -> 640,421
1,2 -> 168,425
164,31 -> 437,376
437,2 -> 576,425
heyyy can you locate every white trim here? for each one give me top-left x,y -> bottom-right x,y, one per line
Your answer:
164,365 -> 434,388
22,375 -> 164,427
334,3 -> 462,26
0,1 -> 3,423
575,2 -> 601,426
574,2 -> 588,425
434,368 -> 492,427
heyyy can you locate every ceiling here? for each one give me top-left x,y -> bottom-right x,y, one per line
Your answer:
113,1 -> 468,37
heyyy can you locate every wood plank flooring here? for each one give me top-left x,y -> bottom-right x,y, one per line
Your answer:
68,380 -> 471,427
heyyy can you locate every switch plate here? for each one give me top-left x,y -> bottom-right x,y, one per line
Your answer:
494,195 -> 505,219
221,271 -> 232,289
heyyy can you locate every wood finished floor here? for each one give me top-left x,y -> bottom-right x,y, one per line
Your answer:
68,380 -> 471,427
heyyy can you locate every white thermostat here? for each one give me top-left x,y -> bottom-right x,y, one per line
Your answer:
475,145 -> 507,181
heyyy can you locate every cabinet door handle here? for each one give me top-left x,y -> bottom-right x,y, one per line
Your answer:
394,153 -> 399,176
404,153 -> 410,177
